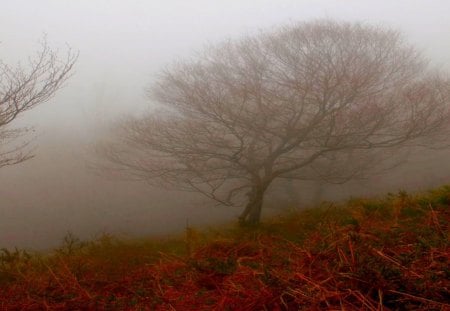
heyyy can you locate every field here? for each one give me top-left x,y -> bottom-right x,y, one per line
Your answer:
0,186 -> 449,310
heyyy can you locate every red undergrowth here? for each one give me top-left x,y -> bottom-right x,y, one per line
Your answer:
0,187 -> 449,310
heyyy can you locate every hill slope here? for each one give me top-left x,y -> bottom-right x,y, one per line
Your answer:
0,186 -> 449,310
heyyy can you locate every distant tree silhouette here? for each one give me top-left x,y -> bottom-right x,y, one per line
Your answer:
100,20 -> 450,224
0,38 -> 77,167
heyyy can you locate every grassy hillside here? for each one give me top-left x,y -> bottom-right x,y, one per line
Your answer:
0,186 -> 449,310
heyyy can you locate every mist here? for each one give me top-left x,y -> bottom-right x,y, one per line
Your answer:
1,0 -> 450,249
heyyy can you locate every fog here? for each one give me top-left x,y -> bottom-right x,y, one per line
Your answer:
1,0 -> 450,249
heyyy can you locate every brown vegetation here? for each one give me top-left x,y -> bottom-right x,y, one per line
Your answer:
0,185 -> 448,310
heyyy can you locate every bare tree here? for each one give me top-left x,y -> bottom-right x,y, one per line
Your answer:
0,37 -> 78,168
100,20 -> 450,225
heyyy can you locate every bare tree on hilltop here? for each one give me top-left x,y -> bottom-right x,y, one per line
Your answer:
0,38 -> 78,168
99,20 -> 450,225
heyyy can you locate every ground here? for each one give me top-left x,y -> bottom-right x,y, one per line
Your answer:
0,186 -> 449,310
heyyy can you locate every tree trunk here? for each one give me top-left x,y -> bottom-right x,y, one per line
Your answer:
239,186 -> 265,225
246,199 -> 263,225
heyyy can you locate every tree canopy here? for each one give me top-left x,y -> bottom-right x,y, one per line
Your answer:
100,20 -> 450,224
0,38 -> 77,167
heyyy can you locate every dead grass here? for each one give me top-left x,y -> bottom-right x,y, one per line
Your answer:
0,186 -> 449,310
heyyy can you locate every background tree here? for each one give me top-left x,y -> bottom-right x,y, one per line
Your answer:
0,38 -> 77,167
100,20 -> 450,225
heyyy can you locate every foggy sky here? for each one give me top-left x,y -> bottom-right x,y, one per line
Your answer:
1,0 -> 450,249
2,0 -> 450,134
